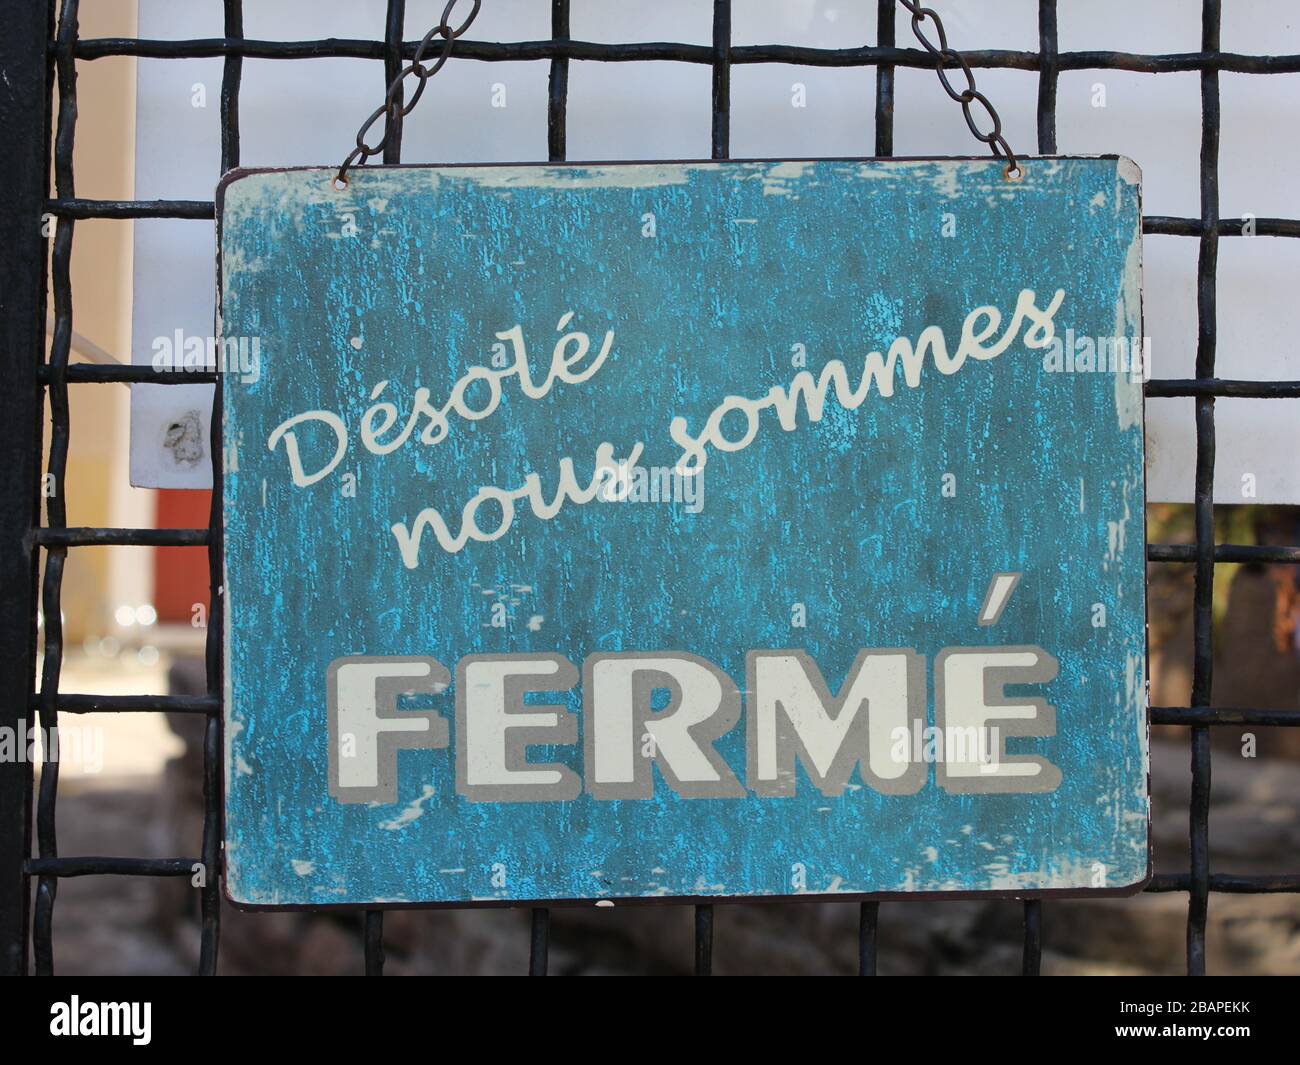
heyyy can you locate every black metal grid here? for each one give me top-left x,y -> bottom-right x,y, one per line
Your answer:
3,0 -> 1300,977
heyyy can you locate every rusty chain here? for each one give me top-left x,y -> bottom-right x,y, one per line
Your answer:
337,0 -> 1019,185
335,0 -> 481,187
897,0 -> 1022,178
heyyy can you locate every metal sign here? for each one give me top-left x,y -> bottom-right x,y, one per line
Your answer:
218,158 -> 1148,907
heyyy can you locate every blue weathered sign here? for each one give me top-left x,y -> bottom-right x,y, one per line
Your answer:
218,158 -> 1148,906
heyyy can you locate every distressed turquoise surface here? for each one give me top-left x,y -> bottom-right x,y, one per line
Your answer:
220,159 -> 1147,905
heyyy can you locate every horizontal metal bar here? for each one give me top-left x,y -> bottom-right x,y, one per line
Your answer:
26,860 -> 1300,891
68,38 -> 1300,75
24,701 -> 1296,726
35,529 -> 1296,560
47,203 -> 1300,254
36,528 -> 210,548
1148,873 -> 1300,893
731,46 -> 1300,74
45,201 -> 1300,244
76,36 -> 395,61
28,693 -> 219,715
22,701 -> 1294,725
1148,543 -> 1300,564
35,202 -> 1300,248
1058,50 -> 1300,74
1146,215 -> 1300,238
39,364 -> 219,385
1152,705 -> 1300,727
44,197 -> 213,220
26,857 -> 200,878
1145,378 -> 1300,398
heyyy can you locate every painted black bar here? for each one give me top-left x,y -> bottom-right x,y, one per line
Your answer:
1149,873 -> 1300,893
1149,543 -> 1300,565
695,904 -> 714,976
1146,215 -> 1300,237
858,900 -> 879,976
45,197 -> 215,218
197,0 -> 241,980
711,1 -> 730,160
29,693 -> 220,715
1146,378 -> 1300,398
1153,705 -> 1300,727
529,0 -> 572,973
1022,900 -> 1043,976
69,36 -> 1300,74
548,0 -> 569,163
27,857 -> 199,877
1184,0 -> 1221,978
44,199 -> 1300,240
0,0 -> 54,980
36,527 -> 210,547
40,364 -> 220,385
381,0 -> 406,165
1036,1 -> 1058,154
1030,2 -> 1058,973
874,0 -> 895,156
32,0 -> 81,978
529,908 -> 550,976
364,911 -> 385,975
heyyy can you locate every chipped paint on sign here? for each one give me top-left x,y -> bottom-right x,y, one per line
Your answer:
219,159 -> 1148,906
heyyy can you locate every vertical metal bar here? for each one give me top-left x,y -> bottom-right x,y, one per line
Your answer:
529,907 -> 550,976
33,0 -> 80,978
699,1 -> 731,973
1022,899 -> 1042,975
858,901 -> 879,976
364,911 -> 385,975
1187,0 -> 1221,978
220,1 -> 242,174
711,0 -> 730,160
874,0 -> 895,156
358,0 -> 407,973
523,0 -> 573,973
867,2 -> 899,975
868,6 -> 898,976
1024,2 -> 1059,980
694,903 -> 714,976
382,0 -> 406,163
0,0 -> 55,979
198,0 -> 243,978
548,0 -> 569,163
1036,0 -> 1058,154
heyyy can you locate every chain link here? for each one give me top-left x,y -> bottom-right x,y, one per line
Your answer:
897,1 -> 1021,179
335,1 -> 1018,185
335,0 -> 481,186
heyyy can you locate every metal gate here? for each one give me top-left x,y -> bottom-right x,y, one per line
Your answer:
2,0 -> 1298,977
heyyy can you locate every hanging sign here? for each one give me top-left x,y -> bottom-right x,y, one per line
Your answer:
218,158 -> 1148,906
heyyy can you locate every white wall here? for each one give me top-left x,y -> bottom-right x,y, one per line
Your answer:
131,0 -> 1300,502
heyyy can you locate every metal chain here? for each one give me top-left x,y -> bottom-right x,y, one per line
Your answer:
336,1 -> 1017,185
897,1 -> 1022,179
335,0 -> 481,186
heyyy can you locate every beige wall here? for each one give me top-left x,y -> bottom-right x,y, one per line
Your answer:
51,0 -> 152,644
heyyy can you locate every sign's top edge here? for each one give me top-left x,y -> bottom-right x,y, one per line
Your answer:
216,154 -> 1141,200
